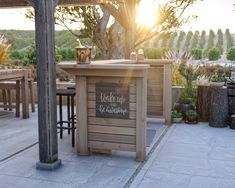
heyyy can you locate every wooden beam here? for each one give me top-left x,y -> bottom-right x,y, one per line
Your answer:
34,0 -> 61,170
0,0 -> 124,8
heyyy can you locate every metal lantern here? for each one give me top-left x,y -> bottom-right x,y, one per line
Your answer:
227,67 -> 235,115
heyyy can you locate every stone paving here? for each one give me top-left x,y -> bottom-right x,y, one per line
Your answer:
1,110 -> 235,188
130,123 -> 235,188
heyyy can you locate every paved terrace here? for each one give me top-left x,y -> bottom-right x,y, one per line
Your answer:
0,110 -> 235,188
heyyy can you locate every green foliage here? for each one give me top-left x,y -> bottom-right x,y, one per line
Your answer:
190,48 -> 202,60
186,109 -> 197,118
143,47 -> 169,59
23,43 -> 62,67
208,48 -> 221,61
225,29 -> 234,50
207,30 -> 215,50
178,61 -> 199,101
160,33 -> 170,48
176,31 -> 186,49
191,31 -> 199,49
183,31 -> 193,50
0,30 -> 80,51
58,48 -> 76,61
227,48 -> 235,61
171,110 -> 182,118
9,50 -> 25,60
199,30 -> 206,49
216,29 -> 223,53
168,32 -> 177,48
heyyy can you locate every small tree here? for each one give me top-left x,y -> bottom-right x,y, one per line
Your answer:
208,48 -> 220,61
0,35 -> 11,65
227,48 -> 235,61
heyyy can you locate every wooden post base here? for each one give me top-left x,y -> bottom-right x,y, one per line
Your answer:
36,159 -> 61,171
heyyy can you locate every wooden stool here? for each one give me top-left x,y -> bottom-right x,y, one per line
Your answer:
56,88 -> 76,147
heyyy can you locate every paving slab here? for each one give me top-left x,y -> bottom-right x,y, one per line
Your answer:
130,123 -> 235,188
0,107 -> 168,188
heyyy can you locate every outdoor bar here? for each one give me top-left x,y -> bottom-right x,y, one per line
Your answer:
59,60 -> 149,161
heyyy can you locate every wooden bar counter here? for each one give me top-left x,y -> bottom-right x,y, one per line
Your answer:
58,60 -> 149,161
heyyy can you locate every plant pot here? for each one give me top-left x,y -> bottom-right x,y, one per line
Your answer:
210,82 -> 224,87
172,117 -> 183,123
76,47 -> 92,64
174,102 -> 195,120
185,117 -> 198,124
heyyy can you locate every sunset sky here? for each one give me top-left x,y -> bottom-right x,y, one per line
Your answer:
0,0 -> 234,33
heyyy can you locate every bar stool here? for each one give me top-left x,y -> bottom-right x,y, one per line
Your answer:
56,88 -> 76,147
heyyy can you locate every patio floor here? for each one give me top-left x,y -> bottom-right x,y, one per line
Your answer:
0,109 -> 235,188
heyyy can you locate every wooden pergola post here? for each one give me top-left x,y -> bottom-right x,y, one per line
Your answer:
32,0 -> 61,170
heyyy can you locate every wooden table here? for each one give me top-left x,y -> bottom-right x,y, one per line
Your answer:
0,69 -> 29,119
58,61 -> 149,161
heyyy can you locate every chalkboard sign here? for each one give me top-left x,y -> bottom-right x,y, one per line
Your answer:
96,83 -> 129,119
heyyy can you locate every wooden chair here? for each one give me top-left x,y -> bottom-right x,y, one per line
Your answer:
0,81 -> 20,117
0,79 -> 35,115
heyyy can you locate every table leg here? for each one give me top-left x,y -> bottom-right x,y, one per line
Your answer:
22,70 -> 29,119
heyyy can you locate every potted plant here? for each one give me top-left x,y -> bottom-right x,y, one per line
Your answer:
210,74 -> 225,87
174,95 -> 195,120
210,68 -> 226,87
171,110 -> 183,123
185,109 -> 198,124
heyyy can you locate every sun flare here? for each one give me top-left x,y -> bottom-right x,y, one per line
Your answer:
136,0 -> 158,29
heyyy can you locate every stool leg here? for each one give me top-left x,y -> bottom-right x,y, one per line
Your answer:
2,90 -> 7,110
16,80 -> 20,117
59,95 -> 63,139
71,95 -> 75,147
67,95 -> 71,135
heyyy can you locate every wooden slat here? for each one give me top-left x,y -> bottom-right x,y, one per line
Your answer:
88,77 -> 136,85
88,84 -> 136,94
88,125 -> 136,136
147,101 -> 163,107
148,107 -> 163,116
88,141 -> 135,152
88,108 -> 136,119
163,64 -> 172,125
135,73 -> 147,161
77,76 -> 88,155
88,92 -> 136,102
0,0 -> 125,8
88,101 -> 136,111
88,117 -> 136,127
88,133 -> 136,144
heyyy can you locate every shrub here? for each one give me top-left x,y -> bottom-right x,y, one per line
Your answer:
190,48 -> 202,60
0,35 -> 11,64
208,48 -> 220,61
227,48 -> 235,61
171,110 -> 182,118
144,48 -> 164,59
58,47 -> 76,61
186,109 -> 197,118
23,43 -> 62,67
9,50 -> 25,60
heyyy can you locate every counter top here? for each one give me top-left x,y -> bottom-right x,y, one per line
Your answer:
58,59 -> 149,70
